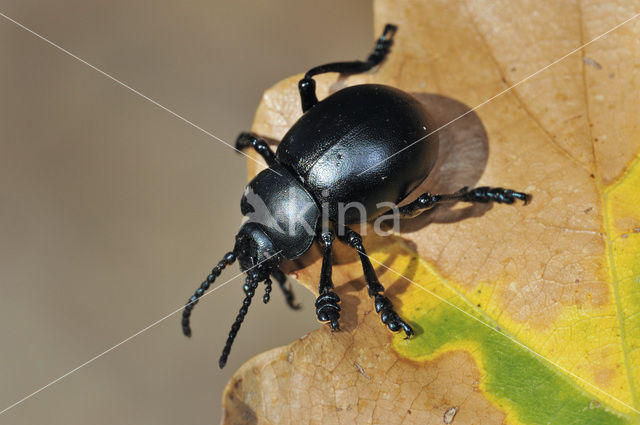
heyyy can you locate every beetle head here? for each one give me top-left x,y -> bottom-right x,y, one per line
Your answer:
234,221 -> 282,278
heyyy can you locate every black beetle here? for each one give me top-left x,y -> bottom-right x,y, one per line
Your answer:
181,24 -> 530,368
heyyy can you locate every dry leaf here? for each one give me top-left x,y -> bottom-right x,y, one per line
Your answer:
222,0 -> 640,423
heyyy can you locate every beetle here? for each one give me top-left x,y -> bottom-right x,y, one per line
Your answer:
181,24 -> 530,368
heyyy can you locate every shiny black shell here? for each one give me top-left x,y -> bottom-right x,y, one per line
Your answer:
276,84 -> 439,223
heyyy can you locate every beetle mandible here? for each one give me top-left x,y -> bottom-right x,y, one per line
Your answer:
181,24 -> 530,368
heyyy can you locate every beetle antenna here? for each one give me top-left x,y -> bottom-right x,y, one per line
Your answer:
263,278 -> 273,304
219,272 -> 260,368
181,251 -> 236,337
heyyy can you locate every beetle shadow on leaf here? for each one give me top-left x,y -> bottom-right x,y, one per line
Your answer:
397,93 -> 492,233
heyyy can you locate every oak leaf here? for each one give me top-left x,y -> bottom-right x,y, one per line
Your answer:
223,1 -> 640,423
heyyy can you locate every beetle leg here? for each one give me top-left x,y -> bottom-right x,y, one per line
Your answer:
453,186 -> 531,205
337,227 -> 414,338
272,269 -> 301,310
235,132 -> 279,167
298,24 -> 398,112
315,230 -> 341,331
387,186 -> 531,217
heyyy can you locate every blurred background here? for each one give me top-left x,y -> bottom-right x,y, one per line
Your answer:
0,1 -> 371,423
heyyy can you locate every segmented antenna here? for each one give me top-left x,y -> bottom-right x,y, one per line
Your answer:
263,278 -> 272,304
181,251 -> 236,337
219,273 -> 260,368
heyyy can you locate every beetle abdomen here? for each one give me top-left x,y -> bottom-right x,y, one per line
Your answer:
276,84 -> 439,223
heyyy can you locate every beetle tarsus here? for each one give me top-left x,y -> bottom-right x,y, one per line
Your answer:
367,23 -> 397,66
459,186 -> 531,205
315,291 -> 341,331
375,294 -> 414,338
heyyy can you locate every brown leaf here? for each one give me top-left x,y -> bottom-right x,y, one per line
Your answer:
223,1 -> 640,423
